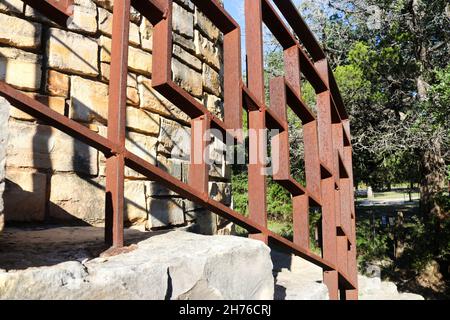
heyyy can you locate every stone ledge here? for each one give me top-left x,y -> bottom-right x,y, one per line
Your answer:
0,228 -> 274,300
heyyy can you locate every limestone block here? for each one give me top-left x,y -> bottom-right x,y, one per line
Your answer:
275,269 -> 329,300
194,30 -> 221,70
100,36 -> 151,75
140,17 -> 153,52
157,155 -> 185,181
0,231 -> 275,300
98,7 -> 140,46
173,32 -> 195,53
203,93 -> 223,119
210,133 -> 227,164
49,173 -> 105,225
209,161 -> 228,179
0,96 -> 8,232
9,93 -> 66,121
125,131 -> 157,168
0,47 -> 41,91
172,2 -> 193,39
126,107 -> 160,136
195,8 -> 221,42
158,118 -> 190,160
4,168 -> 46,222
67,3 -> 98,35
0,0 -> 23,14
70,76 -> 109,124
203,63 -> 222,97
172,58 -> 202,98
173,44 -> 202,71
46,69 -> 70,97
47,28 -> 99,77
0,13 -> 41,49
138,76 -> 190,123
147,197 -> 185,228
146,181 -> 177,197
124,181 -> 148,225
6,121 -> 98,175
209,181 -> 231,206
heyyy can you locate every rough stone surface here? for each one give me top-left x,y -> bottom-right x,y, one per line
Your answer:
0,0 -> 23,14
126,107 -> 160,136
203,93 -> 224,120
173,44 -> 202,71
124,181 -> 148,224
0,13 -> 42,49
0,97 -> 9,232
147,197 -> 185,229
6,121 -> 98,176
194,30 -> 221,70
272,252 -> 329,300
203,63 -> 222,97
194,8 -> 221,42
46,70 -> 70,97
139,76 -> 190,123
158,118 -> 190,160
4,168 -> 47,222
47,28 -> 99,77
67,3 -> 98,35
49,173 -> 105,225
0,47 -> 42,91
172,2 -> 194,39
70,76 -> 109,123
358,275 -> 424,300
140,18 -> 153,51
0,229 -> 274,300
172,58 -> 203,98
271,251 -> 425,300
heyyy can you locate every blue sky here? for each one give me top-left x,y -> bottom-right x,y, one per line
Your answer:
224,0 -> 244,27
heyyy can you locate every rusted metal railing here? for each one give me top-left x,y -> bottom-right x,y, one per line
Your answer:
0,0 -> 358,299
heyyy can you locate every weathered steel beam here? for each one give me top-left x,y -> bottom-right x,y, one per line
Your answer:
104,0 -> 131,248
22,0 -> 73,26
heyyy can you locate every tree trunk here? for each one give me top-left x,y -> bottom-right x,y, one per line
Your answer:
419,136 -> 446,221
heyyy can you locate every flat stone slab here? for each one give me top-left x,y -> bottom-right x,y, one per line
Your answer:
0,227 -> 274,300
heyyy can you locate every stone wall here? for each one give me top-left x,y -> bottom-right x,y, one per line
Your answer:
0,97 -> 8,233
0,0 -> 231,232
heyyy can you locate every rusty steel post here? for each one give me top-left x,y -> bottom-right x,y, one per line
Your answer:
282,45 -> 311,250
269,77 -> 289,181
223,28 -> 243,134
245,0 -> 268,242
343,119 -> 359,299
292,195 -> 310,249
315,59 -> 340,299
104,0 -> 131,248
190,115 -> 210,196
